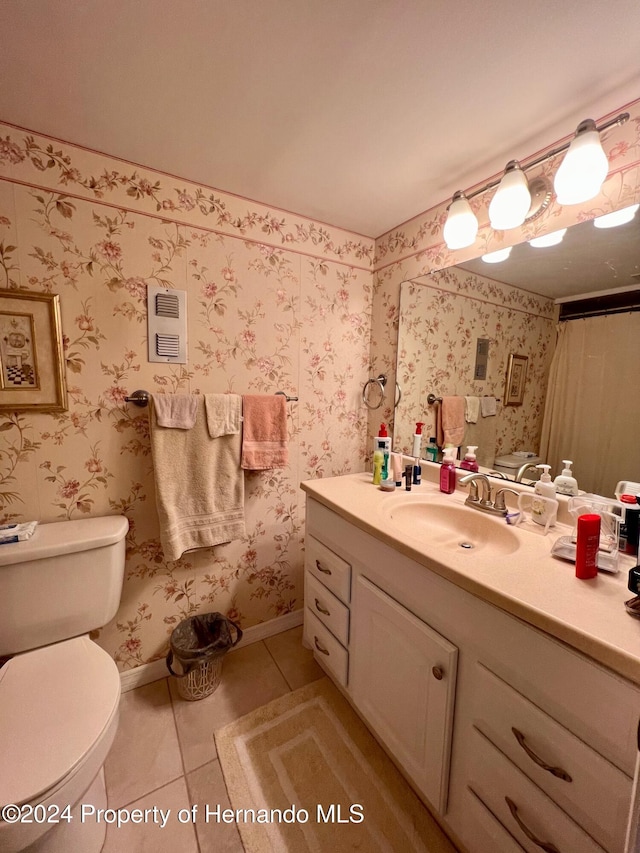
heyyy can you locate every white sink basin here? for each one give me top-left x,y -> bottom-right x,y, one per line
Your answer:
380,494 -> 520,555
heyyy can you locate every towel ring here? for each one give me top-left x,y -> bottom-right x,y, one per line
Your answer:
362,374 -> 402,410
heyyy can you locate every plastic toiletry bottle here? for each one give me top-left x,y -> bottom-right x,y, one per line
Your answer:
439,446 -> 457,494
426,437 -> 438,462
372,450 -> 384,486
460,446 -> 479,473
413,457 -> 422,485
412,422 -> 425,458
404,464 -> 413,491
531,464 -> 557,526
575,513 -> 601,579
554,460 -> 579,496
391,453 -> 403,488
374,424 -> 391,481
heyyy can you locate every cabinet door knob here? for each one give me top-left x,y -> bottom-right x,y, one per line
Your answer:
314,636 -> 330,656
315,559 -> 332,575
512,727 -> 572,782
314,598 -> 330,616
505,797 -> 561,853
432,666 -> 444,680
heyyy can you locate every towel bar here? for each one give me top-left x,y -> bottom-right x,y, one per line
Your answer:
427,393 -> 501,405
124,389 -> 299,407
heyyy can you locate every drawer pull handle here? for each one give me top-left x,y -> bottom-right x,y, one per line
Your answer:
505,797 -> 561,853
315,559 -> 332,575
314,636 -> 330,656
314,598 -> 330,616
432,666 -> 444,680
512,727 -> 572,783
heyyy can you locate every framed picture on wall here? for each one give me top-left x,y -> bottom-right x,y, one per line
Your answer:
0,289 -> 67,412
504,353 -> 528,407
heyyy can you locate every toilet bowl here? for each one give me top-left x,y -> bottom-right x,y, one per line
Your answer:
0,516 -> 128,852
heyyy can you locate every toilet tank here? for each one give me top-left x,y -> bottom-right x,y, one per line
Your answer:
0,515 -> 129,656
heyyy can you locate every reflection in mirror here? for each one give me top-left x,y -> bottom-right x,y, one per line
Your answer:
394,208 -> 640,496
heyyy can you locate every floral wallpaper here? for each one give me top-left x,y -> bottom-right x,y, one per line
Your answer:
2,97 -> 640,673
394,268 -> 555,465
0,124 -> 374,670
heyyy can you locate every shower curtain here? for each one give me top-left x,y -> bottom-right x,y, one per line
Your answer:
539,312 -> 640,498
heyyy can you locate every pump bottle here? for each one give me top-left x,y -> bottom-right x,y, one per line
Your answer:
412,422 -> 425,458
532,464 -> 557,527
554,460 -> 579,496
460,446 -> 479,473
439,446 -> 457,494
374,424 -> 391,481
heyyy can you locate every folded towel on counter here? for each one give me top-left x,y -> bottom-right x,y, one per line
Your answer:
464,396 -> 480,423
151,393 -> 198,429
0,521 -> 38,545
150,395 -> 245,562
205,393 -> 242,438
241,395 -> 288,470
480,396 -> 497,417
435,396 -> 466,448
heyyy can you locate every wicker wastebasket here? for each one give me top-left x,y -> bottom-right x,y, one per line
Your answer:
166,612 -> 242,701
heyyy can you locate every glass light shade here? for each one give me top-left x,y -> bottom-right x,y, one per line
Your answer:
482,247 -> 512,264
443,192 -> 479,250
488,162 -> 532,230
593,204 -> 640,229
553,120 -> 609,205
529,228 -> 567,248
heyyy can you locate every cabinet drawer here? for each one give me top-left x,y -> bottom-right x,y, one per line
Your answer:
304,609 -> 348,687
461,787 -> 526,853
467,727 -> 607,853
305,571 -> 349,647
305,535 -> 351,604
472,663 -> 631,853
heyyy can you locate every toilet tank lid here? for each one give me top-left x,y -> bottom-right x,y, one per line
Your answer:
0,515 -> 129,566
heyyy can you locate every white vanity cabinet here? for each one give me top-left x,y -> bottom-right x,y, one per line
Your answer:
302,493 -> 640,853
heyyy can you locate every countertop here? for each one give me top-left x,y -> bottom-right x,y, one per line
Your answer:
301,466 -> 640,686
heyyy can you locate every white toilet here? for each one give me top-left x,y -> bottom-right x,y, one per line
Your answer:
0,515 -> 129,853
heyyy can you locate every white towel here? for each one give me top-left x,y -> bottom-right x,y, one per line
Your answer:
480,396 -> 497,417
464,396 -> 480,423
150,396 -> 245,562
205,393 -> 242,438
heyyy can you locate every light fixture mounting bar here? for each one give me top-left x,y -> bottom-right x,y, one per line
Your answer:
463,112 -> 630,204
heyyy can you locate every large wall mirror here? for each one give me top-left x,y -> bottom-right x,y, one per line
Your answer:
394,203 -> 640,497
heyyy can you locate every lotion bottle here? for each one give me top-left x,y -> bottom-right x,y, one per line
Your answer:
532,464 -> 557,527
412,422 -> 425,458
439,446 -> 457,494
554,460 -> 579,496
460,445 -> 479,472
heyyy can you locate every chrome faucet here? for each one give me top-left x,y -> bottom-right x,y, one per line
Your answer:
459,472 -> 504,515
493,487 -> 520,513
515,462 -> 539,483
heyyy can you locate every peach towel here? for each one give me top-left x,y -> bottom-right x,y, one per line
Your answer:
241,395 -> 288,470
436,395 -> 466,448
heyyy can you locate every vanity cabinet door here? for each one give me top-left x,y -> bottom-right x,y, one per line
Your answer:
350,575 -> 458,814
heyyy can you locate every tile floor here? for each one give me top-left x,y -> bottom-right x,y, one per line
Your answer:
102,626 -> 325,852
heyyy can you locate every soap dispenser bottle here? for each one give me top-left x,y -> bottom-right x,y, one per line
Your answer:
460,445 -> 479,472
374,424 -> 391,480
532,464 -> 557,526
554,460 -> 579,496
439,446 -> 457,494
412,422 -> 425,458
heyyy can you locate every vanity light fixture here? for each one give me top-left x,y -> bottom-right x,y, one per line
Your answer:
442,112 -> 629,251
593,203 -> 640,229
482,247 -> 512,263
442,191 -> 479,249
529,228 -> 567,248
488,161 -> 531,230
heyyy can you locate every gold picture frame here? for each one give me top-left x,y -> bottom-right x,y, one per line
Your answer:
504,353 -> 528,407
0,289 -> 67,412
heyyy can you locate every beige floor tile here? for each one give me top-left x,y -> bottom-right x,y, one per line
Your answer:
102,777 -> 199,853
186,758 -> 244,853
264,625 -> 324,690
170,641 -> 290,773
105,679 -> 184,809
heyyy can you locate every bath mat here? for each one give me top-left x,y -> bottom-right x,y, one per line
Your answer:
215,676 -> 457,852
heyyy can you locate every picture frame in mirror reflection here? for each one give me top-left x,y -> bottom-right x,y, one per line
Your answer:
504,353 -> 528,406
0,289 -> 67,412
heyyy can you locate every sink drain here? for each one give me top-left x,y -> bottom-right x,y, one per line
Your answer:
459,541 -> 475,549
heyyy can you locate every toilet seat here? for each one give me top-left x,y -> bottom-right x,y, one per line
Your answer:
0,635 -> 120,807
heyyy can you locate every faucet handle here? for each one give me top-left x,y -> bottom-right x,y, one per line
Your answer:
494,487 -> 520,512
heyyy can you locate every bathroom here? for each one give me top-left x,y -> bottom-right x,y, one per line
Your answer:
1,2 -> 640,851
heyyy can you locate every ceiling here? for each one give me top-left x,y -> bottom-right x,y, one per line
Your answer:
1,1 -> 640,238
